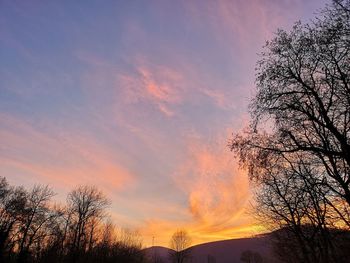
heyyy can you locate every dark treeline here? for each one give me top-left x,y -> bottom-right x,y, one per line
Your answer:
0,177 -> 147,263
231,1 -> 350,262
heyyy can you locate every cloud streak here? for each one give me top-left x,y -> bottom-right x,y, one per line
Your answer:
0,113 -> 135,195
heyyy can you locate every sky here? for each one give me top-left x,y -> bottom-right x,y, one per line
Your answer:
0,0 -> 328,247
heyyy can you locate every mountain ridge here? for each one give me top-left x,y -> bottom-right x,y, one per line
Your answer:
144,234 -> 273,263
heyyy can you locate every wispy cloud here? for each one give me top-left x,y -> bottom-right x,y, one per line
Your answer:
178,138 -> 250,223
139,133 -> 255,246
0,113 -> 135,194
117,60 -> 185,117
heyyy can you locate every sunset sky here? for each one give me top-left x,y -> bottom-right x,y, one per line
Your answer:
0,0 -> 327,247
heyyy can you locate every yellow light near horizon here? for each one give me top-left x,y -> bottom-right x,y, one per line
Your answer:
141,221 -> 266,248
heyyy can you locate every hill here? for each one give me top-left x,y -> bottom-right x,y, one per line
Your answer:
144,234 -> 273,263
143,246 -> 173,263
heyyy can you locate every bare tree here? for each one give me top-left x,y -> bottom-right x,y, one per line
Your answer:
89,224 -> 146,263
230,1 -> 350,262
169,230 -> 192,263
0,177 -> 148,263
0,177 -> 26,261
252,153 -> 342,262
67,185 -> 110,261
232,0 -> 350,206
17,185 -> 55,263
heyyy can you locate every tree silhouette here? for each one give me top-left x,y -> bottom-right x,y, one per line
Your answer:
231,1 -> 350,262
169,230 -> 192,263
0,177 -> 148,263
0,178 -> 26,261
66,185 -> 110,262
17,185 -> 55,263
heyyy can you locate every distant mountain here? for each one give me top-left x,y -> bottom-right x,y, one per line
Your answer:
143,246 -> 173,263
188,235 -> 273,263
144,234 -> 274,263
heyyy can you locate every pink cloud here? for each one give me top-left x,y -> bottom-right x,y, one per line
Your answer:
0,113 -> 135,195
115,61 -> 185,117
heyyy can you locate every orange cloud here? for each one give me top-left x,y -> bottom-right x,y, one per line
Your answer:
176,136 -> 250,224
139,134 -> 257,247
0,113 -> 135,195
